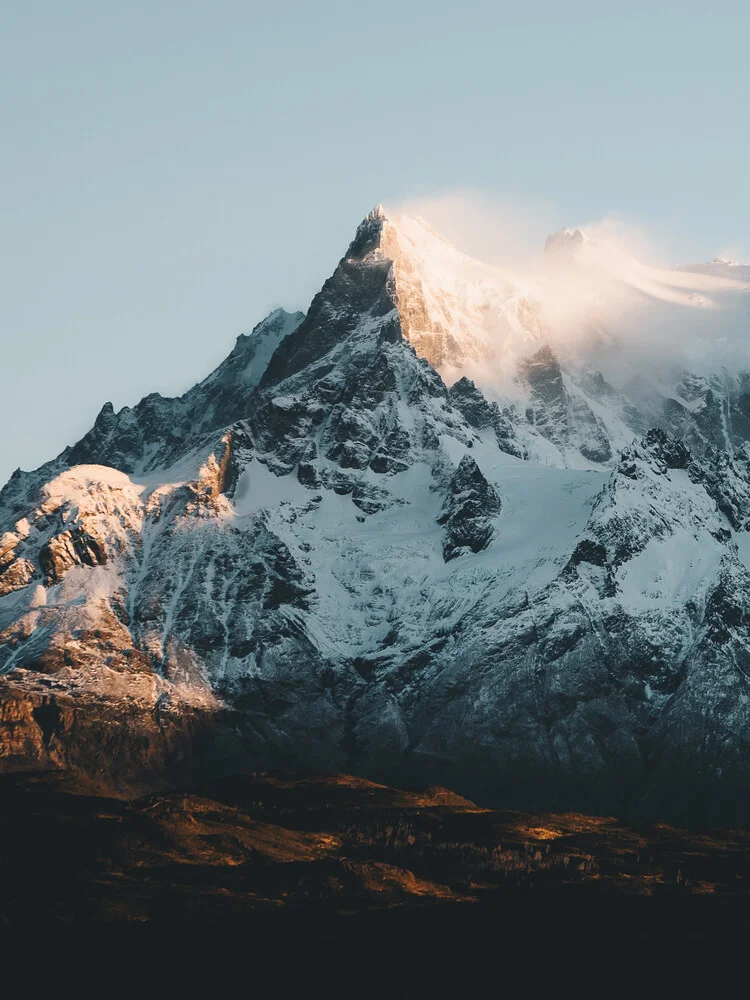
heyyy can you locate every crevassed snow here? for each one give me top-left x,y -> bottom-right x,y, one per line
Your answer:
618,532 -> 725,612
439,434 -> 605,596
227,436 -> 605,660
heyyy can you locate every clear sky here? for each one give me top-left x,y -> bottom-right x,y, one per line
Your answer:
1,0 -> 749,484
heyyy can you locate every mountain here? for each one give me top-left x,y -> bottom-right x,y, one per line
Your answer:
678,256 -> 750,283
2,205 -> 750,822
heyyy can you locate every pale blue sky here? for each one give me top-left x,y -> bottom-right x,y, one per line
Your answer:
1,1 -> 749,483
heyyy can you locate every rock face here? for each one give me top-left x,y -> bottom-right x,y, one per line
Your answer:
519,345 -> 614,464
2,206 -> 750,823
438,456 -> 502,561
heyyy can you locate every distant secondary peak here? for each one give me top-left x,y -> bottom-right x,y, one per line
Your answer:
544,227 -> 586,262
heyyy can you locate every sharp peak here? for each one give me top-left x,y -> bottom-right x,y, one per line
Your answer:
362,202 -> 448,233
355,202 -> 403,236
351,203 -> 465,262
543,227 -> 594,268
238,307 -> 305,339
265,306 -> 304,319
545,227 -> 587,247
353,203 -> 393,234
368,203 -> 389,221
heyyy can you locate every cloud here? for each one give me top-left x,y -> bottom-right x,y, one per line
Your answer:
391,189 -> 750,385
393,189 -> 559,270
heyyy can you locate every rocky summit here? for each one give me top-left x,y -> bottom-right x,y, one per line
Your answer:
2,206 -> 750,823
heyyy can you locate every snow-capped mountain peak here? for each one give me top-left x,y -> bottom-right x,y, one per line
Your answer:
3,204 -> 750,822
678,256 -> 750,283
544,226 -> 587,261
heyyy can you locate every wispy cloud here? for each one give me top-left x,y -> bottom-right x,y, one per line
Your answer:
391,190 -> 750,382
